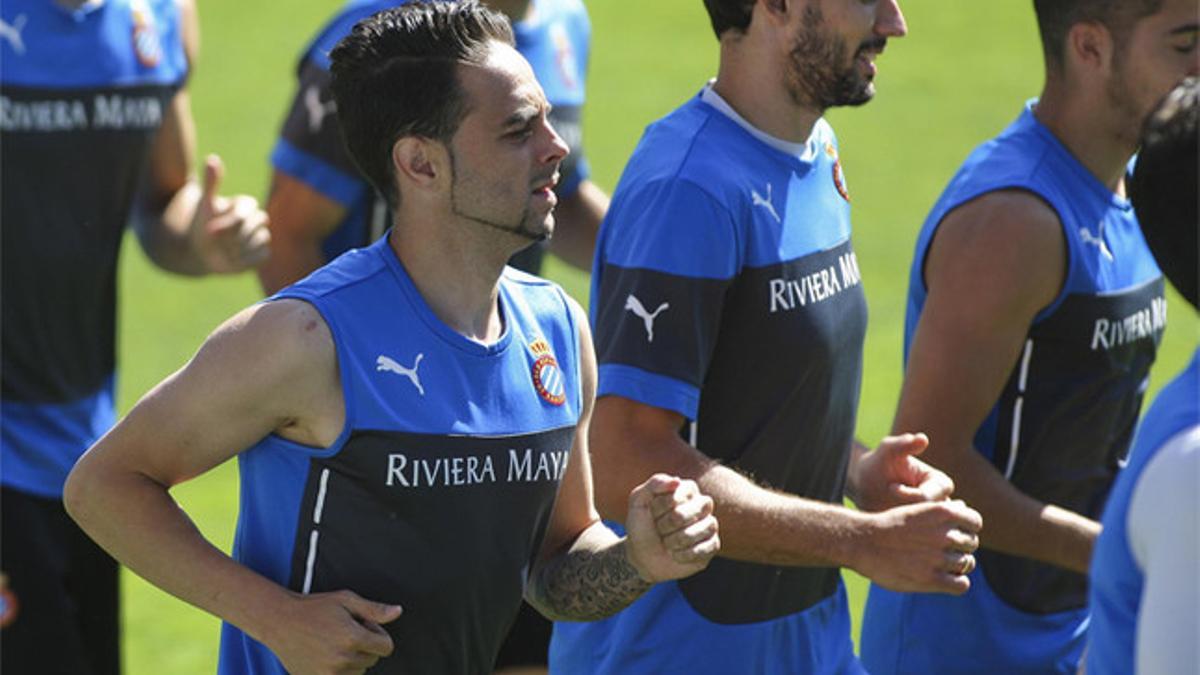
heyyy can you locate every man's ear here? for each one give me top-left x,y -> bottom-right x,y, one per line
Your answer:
1066,21 -> 1115,76
392,136 -> 444,190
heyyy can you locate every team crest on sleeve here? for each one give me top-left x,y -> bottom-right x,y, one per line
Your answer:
832,159 -> 850,203
825,142 -> 850,202
130,0 -> 162,68
529,338 -> 566,406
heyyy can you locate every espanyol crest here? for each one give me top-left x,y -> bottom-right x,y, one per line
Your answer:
825,141 -> 850,202
130,0 -> 162,68
528,338 -> 566,406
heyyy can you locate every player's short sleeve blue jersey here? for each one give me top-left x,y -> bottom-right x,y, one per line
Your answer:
270,0 -> 591,265
1087,347 -> 1199,675
551,88 -> 868,674
218,236 -> 583,674
862,102 -> 1164,675
0,0 -> 188,498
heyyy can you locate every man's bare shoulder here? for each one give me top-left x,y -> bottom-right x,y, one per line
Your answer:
927,189 -> 1066,317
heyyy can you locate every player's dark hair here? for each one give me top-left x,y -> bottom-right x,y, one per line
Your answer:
703,0 -> 757,38
1130,77 -> 1198,311
1032,0 -> 1163,70
328,1 -> 514,209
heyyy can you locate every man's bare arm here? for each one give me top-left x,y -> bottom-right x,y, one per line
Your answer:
546,179 -> 608,270
258,171 -> 348,295
134,0 -> 270,276
526,300 -> 719,621
589,393 -> 981,595
897,189 -> 1099,573
64,301 -> 398,673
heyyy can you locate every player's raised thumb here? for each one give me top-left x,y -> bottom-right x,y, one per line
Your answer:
341,591 -> 403,625
889,432 -> 929,456
201,154 -> 225,208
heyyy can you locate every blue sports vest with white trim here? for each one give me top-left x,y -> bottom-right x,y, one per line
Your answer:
862,102 -> 1163,675
218,236 -> 582,674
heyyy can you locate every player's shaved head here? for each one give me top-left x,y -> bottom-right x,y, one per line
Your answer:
329,0 -> 514,209
1033,0 -> 1164,69
1131,77 -> 1199,310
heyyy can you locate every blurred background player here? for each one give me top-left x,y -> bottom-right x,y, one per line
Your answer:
1087,76 -> 1198,675
63,4 -> 720,673
257,0 -> 607,296
0,0 -> 269,672
551,1 -> 985,673
861,1 -> 1198,673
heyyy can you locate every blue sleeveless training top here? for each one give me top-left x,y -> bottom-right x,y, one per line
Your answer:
219,236 -> 583,674
862,102 -> 1163,675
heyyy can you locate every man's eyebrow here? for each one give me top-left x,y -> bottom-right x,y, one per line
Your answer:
1167,23 -> 1199,36
501,102 -> 543,129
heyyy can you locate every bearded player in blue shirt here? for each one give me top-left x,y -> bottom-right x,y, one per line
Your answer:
551,1 -> 984,673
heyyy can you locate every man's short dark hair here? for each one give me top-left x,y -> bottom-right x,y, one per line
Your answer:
1131,77 -> 1198,310
328,1 -> 514,208
1032,0 -> 1163,69
703,0 -> 756,39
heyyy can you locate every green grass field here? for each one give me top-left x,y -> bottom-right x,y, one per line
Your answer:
114,1 -> 1199,671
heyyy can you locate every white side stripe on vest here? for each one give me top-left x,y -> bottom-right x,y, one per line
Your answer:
302,468 -> 332,594
1005,339 -> 1035,480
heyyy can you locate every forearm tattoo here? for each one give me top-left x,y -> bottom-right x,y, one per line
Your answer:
526,538 -> 652,622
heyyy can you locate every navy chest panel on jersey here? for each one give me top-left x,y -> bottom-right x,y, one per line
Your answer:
678,240 -> 866,625
980,277 -> 1164,615
702,239 -> 867,475
289,426 -> 574,674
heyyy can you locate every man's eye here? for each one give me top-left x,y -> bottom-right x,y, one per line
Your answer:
1174,32 -> 1198,53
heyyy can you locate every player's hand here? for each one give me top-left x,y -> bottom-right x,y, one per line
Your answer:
190,154 -> 271,274
624,474 -> 720,583
851,432 -> 955,512
852,499 -> 982,595
264,589 -> 402,675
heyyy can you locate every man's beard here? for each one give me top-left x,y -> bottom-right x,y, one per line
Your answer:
785,5 -> 883,111
448,150 -> 549,243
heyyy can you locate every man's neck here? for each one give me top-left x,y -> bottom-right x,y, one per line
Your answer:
388,223 -> 510,345
711,37 -> 822,144
1034,78 -> 1136,194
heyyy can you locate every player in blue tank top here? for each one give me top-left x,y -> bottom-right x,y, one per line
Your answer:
1088,77 -> 1199,675
0,0 -> 269,672
551,2 -> 985,674
257,0 -> 607,295
860,2 -> 1198,673
63,5 -> 719,673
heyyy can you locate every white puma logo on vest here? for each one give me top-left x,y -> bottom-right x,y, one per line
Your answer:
0,15 -> 28,55
625,294 -> 669,343
1078,226 -> 1113,261
304,85 -> 337,133
376,353 -> 425,396
751,183 -> 781,223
